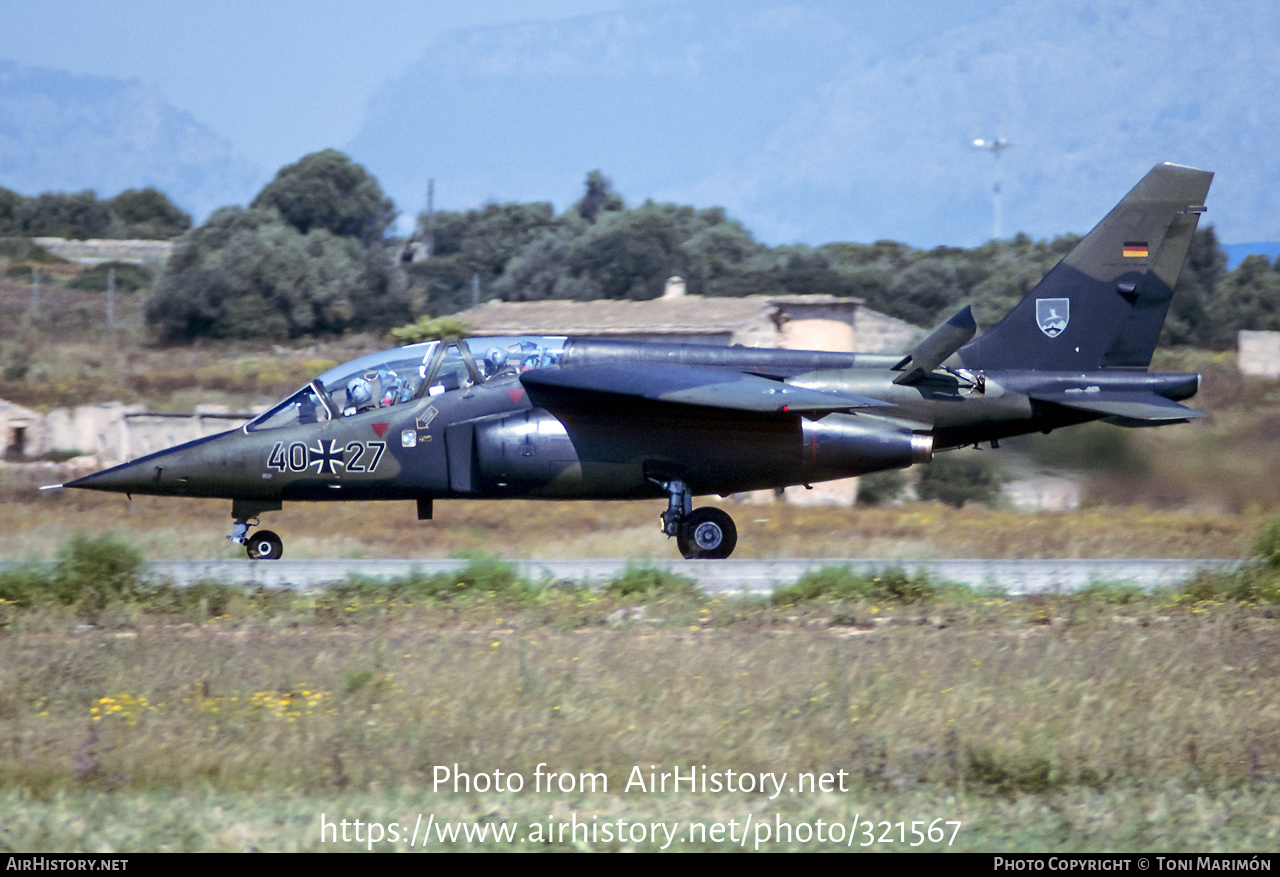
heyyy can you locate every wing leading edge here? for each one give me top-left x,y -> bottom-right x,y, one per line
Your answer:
520,364 -> 892,414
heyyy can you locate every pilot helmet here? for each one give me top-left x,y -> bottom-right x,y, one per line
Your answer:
346,377 -> 372,408
485,347 -> 506,373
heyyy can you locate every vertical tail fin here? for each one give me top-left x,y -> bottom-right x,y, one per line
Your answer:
958,163 -> 1213,372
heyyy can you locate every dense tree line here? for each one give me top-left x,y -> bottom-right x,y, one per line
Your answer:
409,172 -> 1275,350
7,156 -> 1279,348
0,186 -> 191,239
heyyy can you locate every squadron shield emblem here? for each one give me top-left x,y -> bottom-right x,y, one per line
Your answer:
1036,298 -> 1070,338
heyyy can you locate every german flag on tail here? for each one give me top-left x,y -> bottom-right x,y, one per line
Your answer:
1123,241 -> 1149,258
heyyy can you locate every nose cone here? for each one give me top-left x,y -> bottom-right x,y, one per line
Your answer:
65,456 -> 165,494
63,430 -> 240,498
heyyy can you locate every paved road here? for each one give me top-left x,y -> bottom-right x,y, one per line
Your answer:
144,557 -> 1244,595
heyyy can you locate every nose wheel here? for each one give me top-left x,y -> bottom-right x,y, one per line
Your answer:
228,501 -> 285,560
232,512 -> 288,560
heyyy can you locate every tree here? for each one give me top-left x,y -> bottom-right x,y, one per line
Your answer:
109,187 -> 192,239
558,203 -> 692,300
15,190 -> 112,239
1216,254 -> 1280,334
451,202 -> 563,281
251,149 -> 395,244
575,170 -> 623,223
0,187 -> 21,236
146,205 -> 410,340
1161,226 -> 1229,347
0,186 -> 192,240
490,229 -> 579,302
885,257 -> 965,327
916,452 -> 1003,508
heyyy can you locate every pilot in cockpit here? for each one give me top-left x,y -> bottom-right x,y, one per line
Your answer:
297,393 -> 319,425
482,347 -> 509,378
344,377 -> 373,416
378,370 -> 402,406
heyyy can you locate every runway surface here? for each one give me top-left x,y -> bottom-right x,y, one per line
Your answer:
144,557 -> 1244,595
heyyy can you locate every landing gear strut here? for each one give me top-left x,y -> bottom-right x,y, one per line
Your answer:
229,499 -> 285,561
658,480 -> 738,560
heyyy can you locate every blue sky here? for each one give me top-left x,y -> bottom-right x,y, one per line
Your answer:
2,0 -> 1000,176
3,0 -> 1277,249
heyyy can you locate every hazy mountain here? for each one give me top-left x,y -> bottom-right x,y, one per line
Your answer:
0,61 -> 264,223
345,3 -> 860,231
348,0 -> 1280,248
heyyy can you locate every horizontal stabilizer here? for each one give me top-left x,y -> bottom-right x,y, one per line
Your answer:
1031,390 -> 1204,426
522,365 -> 892,414
893,306 -> 977,385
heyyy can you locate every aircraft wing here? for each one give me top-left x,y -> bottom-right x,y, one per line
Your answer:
521,364 -> 892,414
1030,391 -> 1203,426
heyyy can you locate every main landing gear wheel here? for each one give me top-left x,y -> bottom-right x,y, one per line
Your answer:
246,530 -> 284,561
677,507 -> 738,560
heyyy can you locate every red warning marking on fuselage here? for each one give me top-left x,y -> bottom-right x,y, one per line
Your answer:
371,422 -> 389,438
508,388 -> 525,404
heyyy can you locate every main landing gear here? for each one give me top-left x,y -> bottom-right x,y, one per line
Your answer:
659,479 -> 738,560
229,499 -> 285,560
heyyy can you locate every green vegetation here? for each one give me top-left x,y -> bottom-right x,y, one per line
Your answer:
390,315 -> 472,344
915,450 -> 1003,508
145,198 -> 408,340
0,186 -> 190,240
772,566 -> 939,605
0,532 -> 1279,850
402,181 -> 1273,356
66,261 -> 154,293
250,149 -> 395,245
602,562 -> 700,600
0,238 -> 65,263
1251,515 -> 1280,570
0,532 -> 143,611
853,469 -> 907,506
4,155 -> 1280,356
1027,421 -> 1149,475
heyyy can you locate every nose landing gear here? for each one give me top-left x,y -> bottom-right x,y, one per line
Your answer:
229,518 -> 285,560
229,499 -> 285,560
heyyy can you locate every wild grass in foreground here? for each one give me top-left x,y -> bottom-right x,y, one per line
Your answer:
3,488 -> 1265,563
1,536 -> 1280,850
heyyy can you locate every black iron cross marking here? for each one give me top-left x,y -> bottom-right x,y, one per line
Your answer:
308,439 -> 345,475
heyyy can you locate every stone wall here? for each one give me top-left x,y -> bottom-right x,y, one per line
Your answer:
1239,330 -> 1280,378
31,237 -> 173,266
855,308 -> 922,354
3,401 -> 251,465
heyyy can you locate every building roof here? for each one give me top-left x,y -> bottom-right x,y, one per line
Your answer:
450,294 -> 863,337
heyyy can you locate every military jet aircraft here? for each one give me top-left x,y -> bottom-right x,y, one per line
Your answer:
62,163 -> 1212,560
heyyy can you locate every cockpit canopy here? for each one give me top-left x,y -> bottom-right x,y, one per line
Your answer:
246,336 -> 567,432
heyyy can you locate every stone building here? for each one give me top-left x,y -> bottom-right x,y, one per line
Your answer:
1238,330 -> 1280,378
1,401 -> 250,466
449,279 -> 920,354
0,399 -> 41,460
